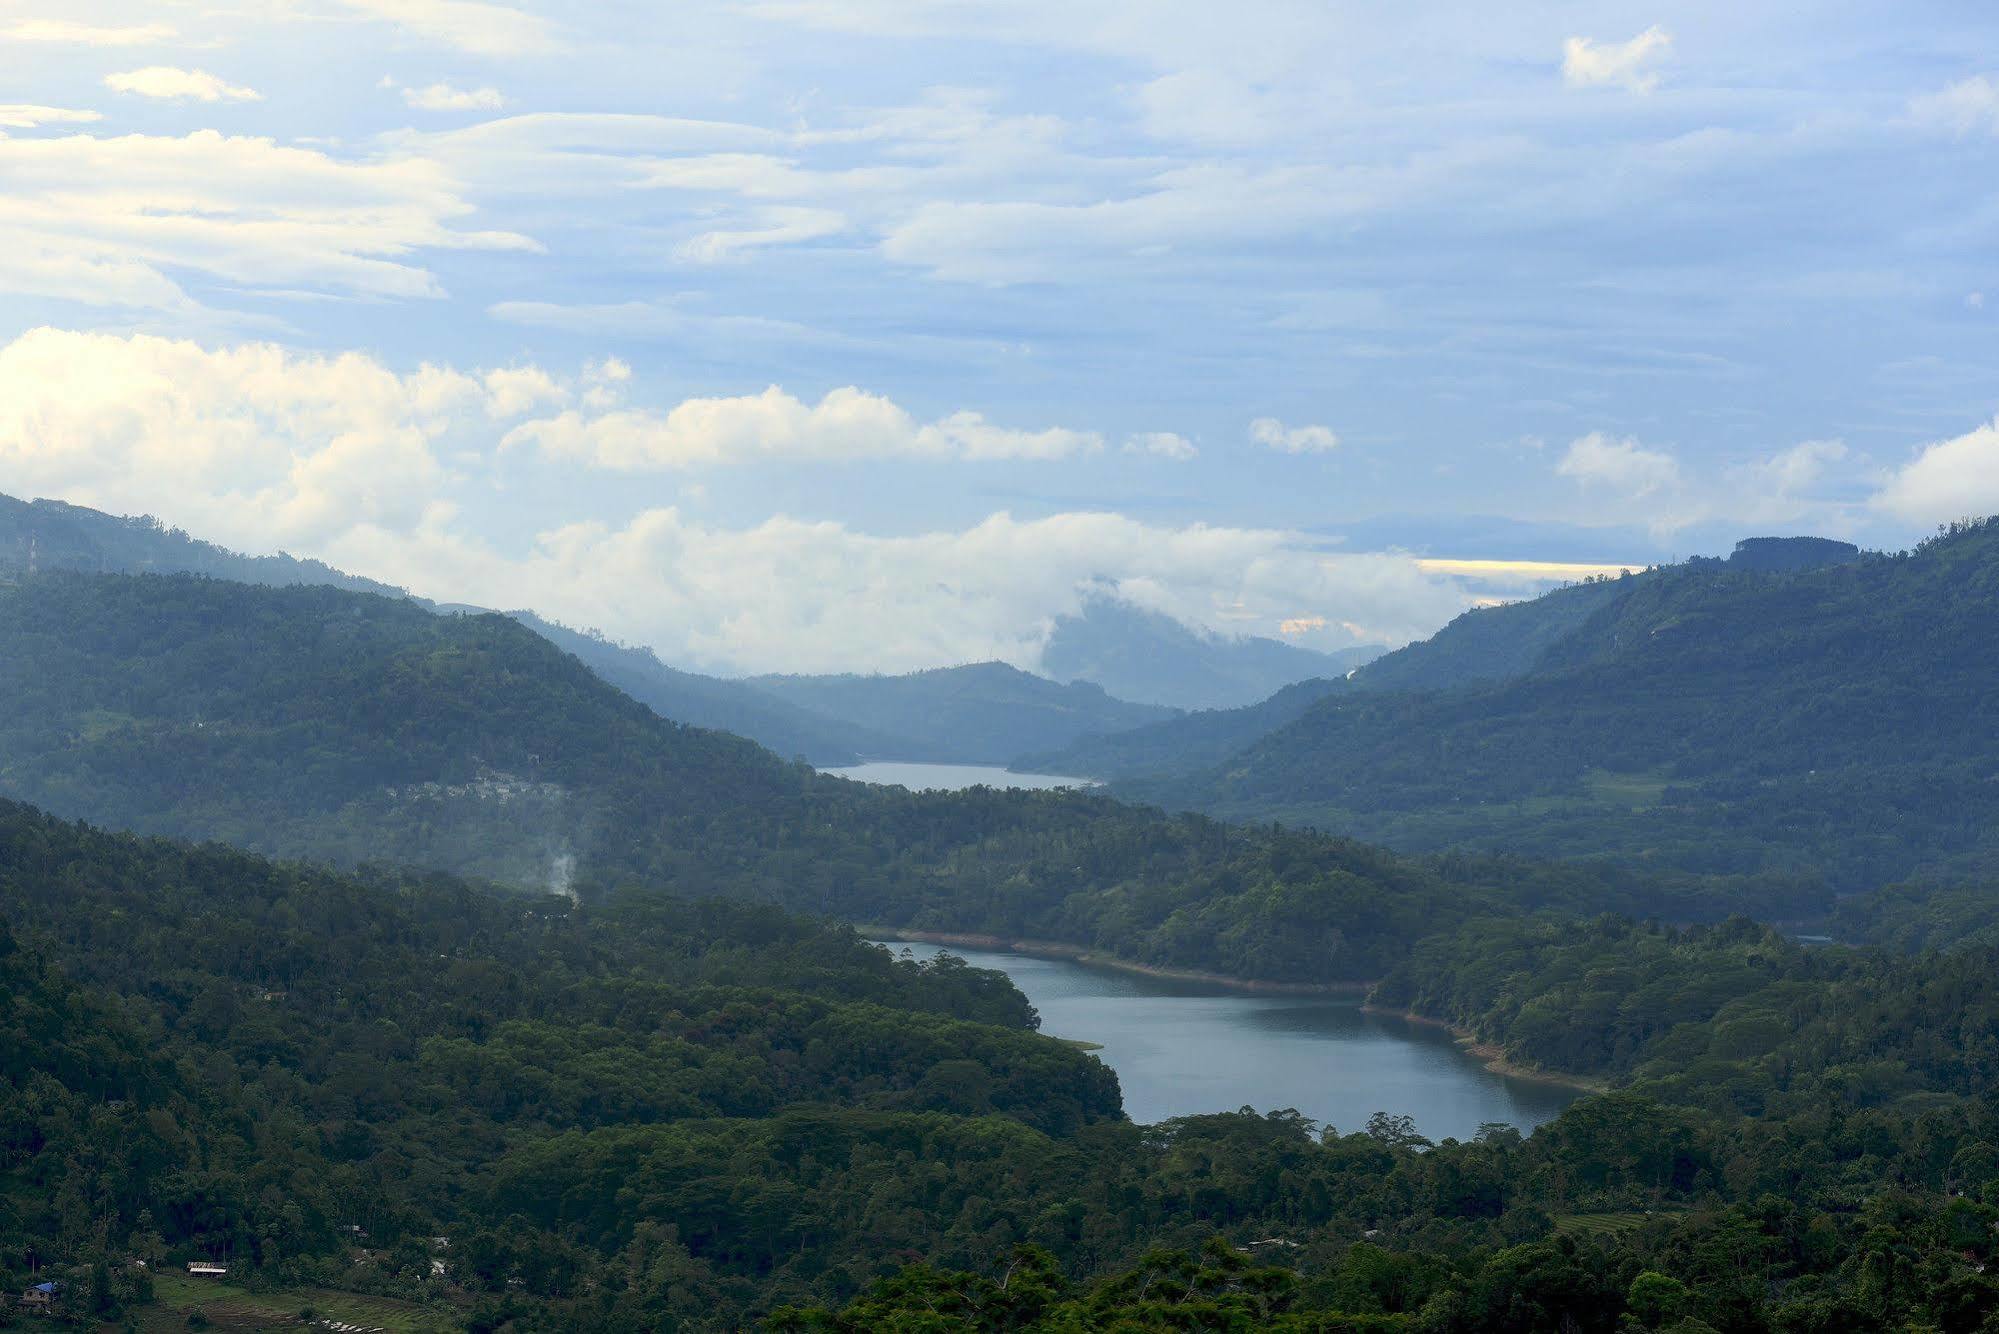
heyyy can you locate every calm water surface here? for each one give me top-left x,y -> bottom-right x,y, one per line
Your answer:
874,939 -> 1579,1141
823,761 -> 1096,791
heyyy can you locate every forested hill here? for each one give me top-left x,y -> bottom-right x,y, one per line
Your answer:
0,568 -> 1626,986
1015,676 -> 1345,781
0,797 -> 1122,1324
1123,520 -> 1999,891
749,661 -> 1178,764
0,490 -> 900,766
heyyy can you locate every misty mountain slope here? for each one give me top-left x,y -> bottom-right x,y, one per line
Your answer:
0,568 -> 1618,986
508,611 -> 910,764
1042,595 -> 1382,709
1123,522 -> 1999,889
750,661 -> 1178,763
1014,676 -> 1347,780
0,491 -> 406,595
0,490 -> 892,764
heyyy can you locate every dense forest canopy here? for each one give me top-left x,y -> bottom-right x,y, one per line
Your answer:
8,801 -> 1999,1330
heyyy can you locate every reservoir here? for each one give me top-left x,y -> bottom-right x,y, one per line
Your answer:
823,761 -> 1096,791
874,939 -> 1581,1142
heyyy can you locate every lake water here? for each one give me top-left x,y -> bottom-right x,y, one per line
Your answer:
873,939 -> 1580,1141
823,761 -> 1097,792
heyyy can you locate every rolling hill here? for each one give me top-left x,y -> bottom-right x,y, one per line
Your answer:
1121,524 -> 1997,891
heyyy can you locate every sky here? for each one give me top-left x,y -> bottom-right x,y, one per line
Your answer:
2,1 -> 1997,675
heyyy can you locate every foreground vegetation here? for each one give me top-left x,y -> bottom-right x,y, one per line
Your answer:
6,801 -> 1999,1330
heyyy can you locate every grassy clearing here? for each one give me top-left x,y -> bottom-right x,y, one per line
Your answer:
1581,768 -> 1672,809
133,1272 -> 460,1333
1554,1210 -> 1671,1239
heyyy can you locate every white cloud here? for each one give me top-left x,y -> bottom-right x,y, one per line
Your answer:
676,207 -> 847,263
104,67 -> 263,103
0,128 -> 536,310
1124,431 -> 1198,460
1874,419 -> 1999,524
504,385 -> 1103,469
482,365 -> 567,417
332,508 -> 1475,675
1751,439 -> 1848,496
0,105 -> 102,129
0,328 -> 485,551
403,83 -> 506,112
1562,26 -> 1672,94
336,0 -> 556,57
1251,417 -> 1340,454
4,19 -> 175,45
0,326 -> 1605,677
1910,75 -> 1999,136
1557,431 -> 1680,496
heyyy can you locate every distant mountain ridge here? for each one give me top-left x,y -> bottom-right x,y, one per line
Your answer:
751,660 -> 1178,764
1041,595 -> 1383,709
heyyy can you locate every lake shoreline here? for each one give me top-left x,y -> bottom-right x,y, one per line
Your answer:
861,926 -> 1371,995
1361,1006 -> 1607,1093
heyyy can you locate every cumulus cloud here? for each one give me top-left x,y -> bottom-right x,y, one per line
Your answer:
1562,26 -> 1672,93
482,365 -> 567,417
403,83 -> 507,112
104,67 -> 262,103
1124,431 -> 1198,460
1874,419 -> 1999,524
332,508 -> 1476,675
0,328 -> 484,551
0,105 -> 102,129
0,327 -> 1519,675
1251,417 -> 1340,454
4,19 -> 175,45
504,386 -> 1103,469
1556,431 -> 1680,497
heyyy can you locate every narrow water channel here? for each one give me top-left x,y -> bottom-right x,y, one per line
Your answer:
876,939 -> 1581,1141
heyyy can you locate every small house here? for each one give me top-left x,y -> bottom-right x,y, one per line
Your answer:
20,1281 -> 56,1307
187,1262 -> 229,1278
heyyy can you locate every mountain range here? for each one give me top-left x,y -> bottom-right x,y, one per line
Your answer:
0,492 -> 1337,766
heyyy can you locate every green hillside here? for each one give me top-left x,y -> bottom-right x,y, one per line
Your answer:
0,491 -> 904,766
1015,676 -> 1345,780
0,568 -> 1637,986
1125,521 -> 1999,893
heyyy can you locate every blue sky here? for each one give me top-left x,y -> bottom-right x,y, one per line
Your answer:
2,1 -> 1996,673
